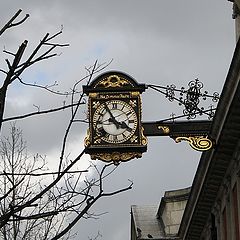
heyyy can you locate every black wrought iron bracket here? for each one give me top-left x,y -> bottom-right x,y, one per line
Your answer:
142,78 -> 219,151
142,120 -> 213,151
147,78 -> 219,121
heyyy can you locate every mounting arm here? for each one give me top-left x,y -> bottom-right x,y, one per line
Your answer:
142,120 -> 214,151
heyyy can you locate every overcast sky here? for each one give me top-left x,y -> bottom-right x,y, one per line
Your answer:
0,1 -> 236,239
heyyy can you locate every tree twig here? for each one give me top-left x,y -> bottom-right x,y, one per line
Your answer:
0,9 -> 29,36
2,102 -> 85,123
1,170 -> 88,176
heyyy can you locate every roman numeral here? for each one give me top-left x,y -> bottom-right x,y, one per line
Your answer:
97,127 -> 105,135
112,103 -> 117,109
99,109 -> 106,115
129,119 -> 134,123
97,115 -> 103,122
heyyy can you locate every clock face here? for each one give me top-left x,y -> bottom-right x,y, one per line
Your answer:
92,100 -> 138,144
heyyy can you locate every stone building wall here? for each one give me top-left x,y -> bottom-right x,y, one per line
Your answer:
158,188 -> 190,236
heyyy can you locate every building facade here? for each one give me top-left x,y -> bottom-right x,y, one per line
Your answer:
178,34 -> 240,239
131,1 -> 240,239
131,188 -> 190,239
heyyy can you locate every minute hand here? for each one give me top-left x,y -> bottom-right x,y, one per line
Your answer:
120,121 -> 132,131
104,103 -> 121,129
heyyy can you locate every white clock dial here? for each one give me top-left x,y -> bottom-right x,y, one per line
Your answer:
93,100 -> 138,144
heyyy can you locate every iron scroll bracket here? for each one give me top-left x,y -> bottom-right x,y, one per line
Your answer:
142,120 -> 214,151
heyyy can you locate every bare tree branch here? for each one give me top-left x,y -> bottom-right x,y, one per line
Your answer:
0,9 -> 29,36
0,178 -> 24,201
2,102 -> 84,123
0,10 -> 131,240
50,164 -> 133,240
0,170 -> 88,177
58,60 -> 98,174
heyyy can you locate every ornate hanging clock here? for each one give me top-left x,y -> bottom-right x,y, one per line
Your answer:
83,71 -> 147,163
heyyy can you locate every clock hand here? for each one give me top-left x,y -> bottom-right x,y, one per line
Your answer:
104,103 -> 121,129
120,121 -> 132,131
101,111 -> 128,125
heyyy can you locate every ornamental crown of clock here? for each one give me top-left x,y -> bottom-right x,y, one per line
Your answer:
83,71 -> 147,163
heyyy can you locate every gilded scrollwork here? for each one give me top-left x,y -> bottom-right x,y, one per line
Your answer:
141,127 -> 148,146
84,128 -> 91,147
174,135 -> 213,151
90,151 -> 142,163
96,75 -> 130,88
89,92 -> 98,98
93,138 -> 101,144
131,91 -> 140,97
92,101 -> 100,109
158,126 -> 170,134
129,100 -> 137,108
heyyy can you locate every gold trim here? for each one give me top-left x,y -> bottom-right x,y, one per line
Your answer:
92,101 -> 100,109
84,128 -> 91,147
130,135 -> 138,143
158,126 -> 170,134
141,127 -> 148,145
131,91 -> 140,97
97,75 -> 130,88
129,99 -> 137,108
174,136 -> 213,151
90,151 -> 142,162
89,93 -> 98,98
